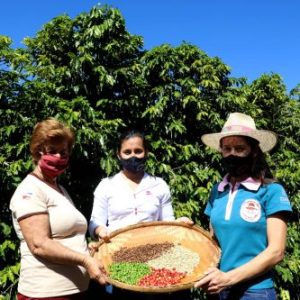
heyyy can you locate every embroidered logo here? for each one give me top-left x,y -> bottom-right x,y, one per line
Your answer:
145,191 -> 152,196
22,192 -> 33,200
240,199 -> 261,222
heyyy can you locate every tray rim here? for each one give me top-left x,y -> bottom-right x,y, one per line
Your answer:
94,220 -> 221,293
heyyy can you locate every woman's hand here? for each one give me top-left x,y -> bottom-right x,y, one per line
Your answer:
175,216 -> 194,225
82,255 -> 107,284
95,226 -> 110,242
88,241 -> 100,256
194,267 -> 231,294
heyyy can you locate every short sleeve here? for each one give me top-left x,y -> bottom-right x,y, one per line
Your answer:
264,183 -> 292,216
10,182 -> 48,220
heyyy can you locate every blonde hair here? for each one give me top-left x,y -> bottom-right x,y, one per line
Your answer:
30,118 -> 75,164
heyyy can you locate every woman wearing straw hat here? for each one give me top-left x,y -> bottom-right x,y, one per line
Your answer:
194,112 -> 292,299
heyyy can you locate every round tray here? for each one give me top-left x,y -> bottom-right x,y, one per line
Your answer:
93,221 -> 220,293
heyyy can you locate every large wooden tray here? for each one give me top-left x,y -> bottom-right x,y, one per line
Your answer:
93,221 -> 220,293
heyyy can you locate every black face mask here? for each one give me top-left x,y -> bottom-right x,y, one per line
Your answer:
119,157 -> 146,173
221,155 -> 253,177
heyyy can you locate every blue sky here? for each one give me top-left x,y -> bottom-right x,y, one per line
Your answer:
1,0 -> 299,92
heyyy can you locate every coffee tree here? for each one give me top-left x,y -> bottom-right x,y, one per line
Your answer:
1,4 -> 299,299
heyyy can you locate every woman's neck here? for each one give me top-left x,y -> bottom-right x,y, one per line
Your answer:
229,173 -> 249,186
32,166 -> 57,186
122,170 -> 144,184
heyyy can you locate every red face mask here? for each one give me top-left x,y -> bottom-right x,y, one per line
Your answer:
38,154 -> 69,178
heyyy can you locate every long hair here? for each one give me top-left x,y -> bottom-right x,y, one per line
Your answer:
245,137 -> 275,183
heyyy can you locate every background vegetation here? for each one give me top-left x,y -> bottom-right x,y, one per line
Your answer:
1,5 -> 299,299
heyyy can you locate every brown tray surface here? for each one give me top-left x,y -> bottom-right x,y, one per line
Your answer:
93,221 -> 220,293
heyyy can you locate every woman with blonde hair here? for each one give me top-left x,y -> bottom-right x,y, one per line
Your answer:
10,118 -> 106,300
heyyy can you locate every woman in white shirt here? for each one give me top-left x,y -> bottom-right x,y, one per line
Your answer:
89,130 -> 181,238
88,129 -> 192,299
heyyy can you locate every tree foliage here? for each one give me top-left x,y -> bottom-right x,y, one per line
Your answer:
1,4 -> 299,299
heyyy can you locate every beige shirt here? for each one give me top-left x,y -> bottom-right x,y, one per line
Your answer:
10,174 -> 89,297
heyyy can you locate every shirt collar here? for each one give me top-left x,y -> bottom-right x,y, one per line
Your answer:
218,174 -> 261,192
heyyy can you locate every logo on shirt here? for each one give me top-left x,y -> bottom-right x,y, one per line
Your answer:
240,199 -> 261,222
22,192 -> 33,200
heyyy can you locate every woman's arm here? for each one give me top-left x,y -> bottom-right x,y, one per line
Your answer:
19,213 -> 107,284
89,180 -> 109,239
158,179 -> 175,220
194,213 -> 288,294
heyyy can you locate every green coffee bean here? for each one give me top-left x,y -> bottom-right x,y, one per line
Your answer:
109,262 -> 151,285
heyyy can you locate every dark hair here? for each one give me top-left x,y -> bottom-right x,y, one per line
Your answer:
243,136 -> 274,182
117,129 -> 149,153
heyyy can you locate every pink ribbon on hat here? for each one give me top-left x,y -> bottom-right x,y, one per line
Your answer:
222,125 -> 254,133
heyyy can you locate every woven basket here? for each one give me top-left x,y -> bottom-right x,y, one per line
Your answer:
93,221 -> 220,293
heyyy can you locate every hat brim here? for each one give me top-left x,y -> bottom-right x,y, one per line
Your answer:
201,130 -> 277,153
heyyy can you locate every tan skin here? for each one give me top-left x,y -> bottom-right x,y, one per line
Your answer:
94,135 -> 193,241
19,141 -> 107,285
194,136 -> 288,294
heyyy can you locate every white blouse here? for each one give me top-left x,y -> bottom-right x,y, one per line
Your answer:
89,172 -> 175,237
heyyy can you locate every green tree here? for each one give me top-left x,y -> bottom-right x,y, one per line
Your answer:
1,4 -> 299,299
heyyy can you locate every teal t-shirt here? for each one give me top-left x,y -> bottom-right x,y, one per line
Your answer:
205,178 -> 292,290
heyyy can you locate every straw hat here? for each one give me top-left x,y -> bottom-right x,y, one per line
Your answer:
201,112 -> 277,152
